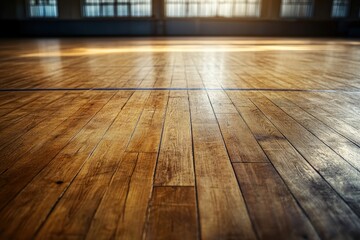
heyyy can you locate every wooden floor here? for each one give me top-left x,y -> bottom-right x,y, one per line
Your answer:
0,38 -> 360,240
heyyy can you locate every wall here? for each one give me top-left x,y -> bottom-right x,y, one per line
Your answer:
0,0 -> 359,37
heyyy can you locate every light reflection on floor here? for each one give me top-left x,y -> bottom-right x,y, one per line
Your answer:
11,38 -> 360,58
0,37 -> 359,91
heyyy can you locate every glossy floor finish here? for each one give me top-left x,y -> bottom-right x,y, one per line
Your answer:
0,38 -> 360,240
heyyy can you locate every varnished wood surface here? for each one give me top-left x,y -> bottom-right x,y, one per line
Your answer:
0,38 -> 360,240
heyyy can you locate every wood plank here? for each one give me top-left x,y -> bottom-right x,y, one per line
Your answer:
189,90 -> 217,124
217,113 -> 268,163
169,90 -> 188,98
0,91 -> 106,174
126,91 -> 168,153
0,92 -> 68,147
145,187 -> 198,240
265,91 -> 360,171
0,92 -> 41,112
189,91 -> 257,240
295,92 -> 360,118
251,95 -> 360,216
86,153 -> 157,240
1,38 -> 360,240
278,92 -> 360,146
35,91 -> 151,240
238,104 -> 360,239
207,90 -> 238,114
226,91 -> 254,107
154,96 -> 194,186
234,163 -> 319,239
0,92 -> 129,239
0,92 -> 117,203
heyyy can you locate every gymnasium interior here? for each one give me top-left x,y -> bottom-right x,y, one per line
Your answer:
0,0 -> 360,239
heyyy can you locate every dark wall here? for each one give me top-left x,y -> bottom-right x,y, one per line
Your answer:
164,19 -> 341,37
0,0 -> 359,37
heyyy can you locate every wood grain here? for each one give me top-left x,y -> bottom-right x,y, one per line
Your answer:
234,163 -> 319,239
35,91 -> 150,239
238,103 -> 360,239
265,91 -> 360,171
86,153 -> 157,240
0,92 -> 128,239
189,91 -> 257,240
155,96 -> 194,186
126,91 -> 168,153
217,113 -> 268,163
251,95 -> 360,215
145,186 -> 198,240
0,38 -> 360,240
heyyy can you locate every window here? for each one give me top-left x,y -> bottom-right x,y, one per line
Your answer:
332,0 -> 350,17
281,0 -> 313,18
83,0 -> 152,17
166,0 -> 261,17
29,0 -> 58,17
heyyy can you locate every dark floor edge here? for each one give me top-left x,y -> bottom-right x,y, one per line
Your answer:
0,87 -> 359,93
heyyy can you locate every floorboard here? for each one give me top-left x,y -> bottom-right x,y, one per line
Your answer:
0,38 -> 360,239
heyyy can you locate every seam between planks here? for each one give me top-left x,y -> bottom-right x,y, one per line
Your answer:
32,91 -> 132,239
223,89 -> 323,239
249,97 -> 360,220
